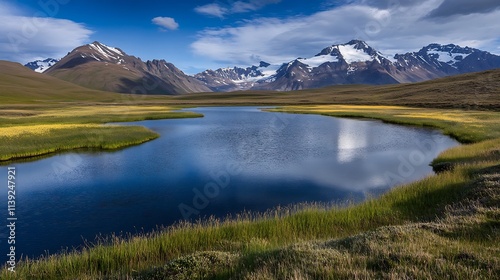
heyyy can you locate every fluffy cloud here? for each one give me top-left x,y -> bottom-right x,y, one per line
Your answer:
152,17 -> 179,31
191,0 -> 500,66
0,2 -> 92,63
195,0 -> 281,18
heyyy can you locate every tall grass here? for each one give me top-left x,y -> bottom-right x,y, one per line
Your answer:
0,125 -> 158,161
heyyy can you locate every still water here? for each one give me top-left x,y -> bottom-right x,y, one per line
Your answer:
0,107 -> 458,260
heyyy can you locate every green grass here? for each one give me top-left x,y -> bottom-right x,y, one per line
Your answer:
0,61 -> 205,162
0,125 -> 158,161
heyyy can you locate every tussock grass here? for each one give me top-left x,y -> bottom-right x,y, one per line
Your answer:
435,138 -> 500,165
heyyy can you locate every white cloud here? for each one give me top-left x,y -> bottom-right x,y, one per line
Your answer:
152,17 -> 179,31
191,0 -> 500,67
0,2 -> 92,63
195,3 -> 228,18
195,0 -> 281,18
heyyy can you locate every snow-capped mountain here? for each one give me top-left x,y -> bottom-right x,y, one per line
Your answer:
394,44 -> 500,76
194,61 -> 280,91
195,40 -> 500,91
24,58 -> 59,73
45,41 -> 211,94
260,40 -> 401,90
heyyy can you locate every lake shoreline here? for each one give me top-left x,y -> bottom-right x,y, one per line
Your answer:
4,104 -> 498,279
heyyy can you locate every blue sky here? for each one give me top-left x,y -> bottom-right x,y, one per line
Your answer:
1,0 -> 500,74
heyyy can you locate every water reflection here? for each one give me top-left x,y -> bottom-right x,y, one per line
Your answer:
337,119 -> 369,163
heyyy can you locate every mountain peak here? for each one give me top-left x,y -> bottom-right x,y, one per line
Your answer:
346,39 -> 369,49
421,43 -> 476,54
24,58 -> 59,73
314,40 -> 383,64
87,41 -> 125,58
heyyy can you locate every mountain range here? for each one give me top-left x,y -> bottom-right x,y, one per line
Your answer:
41,42 -> 210,94
24,40 -> 500,94
197,40 -> 500,91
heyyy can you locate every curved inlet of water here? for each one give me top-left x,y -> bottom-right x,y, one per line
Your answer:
0,107 -> 459,260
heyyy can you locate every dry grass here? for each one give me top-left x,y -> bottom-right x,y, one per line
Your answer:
0,124 -> 99,138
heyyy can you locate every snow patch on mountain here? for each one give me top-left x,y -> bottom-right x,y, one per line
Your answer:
427,50 -> 471,66
258,63 -> 281,80
89,42 -> 123,60
338,45 -> 373,63
24,58 -> 59,73
298,55 -> 339,68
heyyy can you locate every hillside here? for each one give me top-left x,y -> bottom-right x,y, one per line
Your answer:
0,60 -> 121,105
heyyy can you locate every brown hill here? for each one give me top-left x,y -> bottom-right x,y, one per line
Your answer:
0,60 -> 121,104
45,42 -> 211,95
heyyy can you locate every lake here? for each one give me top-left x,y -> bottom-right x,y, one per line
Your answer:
0,107 -> 459,260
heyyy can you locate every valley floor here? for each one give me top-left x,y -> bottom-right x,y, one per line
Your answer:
1,104 -> 498,279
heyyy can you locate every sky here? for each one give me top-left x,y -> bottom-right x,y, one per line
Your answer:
1,0 -> 500,74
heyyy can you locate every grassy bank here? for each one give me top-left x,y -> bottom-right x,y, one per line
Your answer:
0,105 -> 202,162
3,105 -> 498,279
